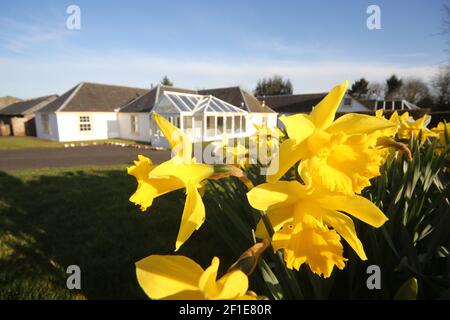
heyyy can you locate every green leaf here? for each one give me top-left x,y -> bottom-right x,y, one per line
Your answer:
394,278 -> 418,300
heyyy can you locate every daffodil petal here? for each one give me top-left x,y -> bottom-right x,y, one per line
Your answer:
317,194 -> 388,228
322,209 -> 367,260
255,206 -> 295,238
175,183 -> 206,251
247,180 -> 304,211
298,156 -> 354,195
280,114 -> 315,143
198,257 -> 249,300
149,159 -> 214,186
129,177 -> 184,211
153,113 -> 192,160
135,255 -> 204,299
327,113 -> 396,135
128,155 -> 184,211
266,139 -> 308,182
309,81 -> 348,129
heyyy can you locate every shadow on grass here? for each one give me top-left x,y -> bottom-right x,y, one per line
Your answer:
0,169 -> 228,299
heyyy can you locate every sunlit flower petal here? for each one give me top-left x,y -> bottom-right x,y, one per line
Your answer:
136,255 -> 256,300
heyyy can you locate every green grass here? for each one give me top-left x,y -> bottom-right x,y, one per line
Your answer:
0,137 -> 144,150
0,165 -> 225,299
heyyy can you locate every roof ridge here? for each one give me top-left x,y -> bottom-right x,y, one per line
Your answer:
118,86 -> 157,112
200,85 -> 241,91
56,83 -> 84,112
81,81 -> 148,91
264,92 -> 327,98
239,87 -> 249,111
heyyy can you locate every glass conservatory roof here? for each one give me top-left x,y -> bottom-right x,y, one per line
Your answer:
164,91 -> 247,114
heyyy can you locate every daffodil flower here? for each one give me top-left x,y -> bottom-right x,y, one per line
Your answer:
128,113 -> 214,251
247,180 -> 388,268
431,122 -> 450,146
392,112 -> 438,143
135,255 -> 257,300
267,81 -> 395,195
272,218 -> 346,278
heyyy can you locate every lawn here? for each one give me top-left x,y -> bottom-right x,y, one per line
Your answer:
0,165 -> 227,299
0,137 -> 143,150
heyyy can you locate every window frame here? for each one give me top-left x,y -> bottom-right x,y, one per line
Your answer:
78,114 -> 93,133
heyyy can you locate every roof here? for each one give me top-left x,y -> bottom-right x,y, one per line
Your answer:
262,93 -> 327,113
157,91 -> 247,114
39,82 -> 148,113
0,95 -> 58,115
119,85 -> 196,113
0,96 -> 22,110
198,87 -> 276,113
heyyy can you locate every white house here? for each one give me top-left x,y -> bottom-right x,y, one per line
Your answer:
35,82 -> 278,147
36,82 -> 147,141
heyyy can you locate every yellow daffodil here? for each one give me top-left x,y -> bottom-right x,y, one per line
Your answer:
272,219 -> 346,278
375,109 -> 400,137
267,81 -> 395,195
211,135 -> 249,167
128,113 -> 214,251
431,122 -> 450,146
247,180 -> 388,276
135,255 -> 257,300
393,112 -> 438,143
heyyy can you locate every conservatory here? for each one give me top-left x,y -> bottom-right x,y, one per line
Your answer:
150,91 -> 250,147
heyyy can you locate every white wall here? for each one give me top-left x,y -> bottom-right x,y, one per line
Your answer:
337,94 -> 369,113
118,113 -> 151,142
35,113 -> 59,141
56,112 -> 118,142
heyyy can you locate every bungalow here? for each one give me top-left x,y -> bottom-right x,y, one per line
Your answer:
36,82 -> 147,141
262,92 -> 369,116
0,95 -> 58,136
35,82 -> 277,147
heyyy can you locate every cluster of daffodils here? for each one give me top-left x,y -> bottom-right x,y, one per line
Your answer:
247,81 -> 395,277
127,80 -> 448,300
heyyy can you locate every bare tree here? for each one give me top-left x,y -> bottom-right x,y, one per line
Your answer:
399,78 -> 430,104
367,82 -> 385,99
432,65 -> 450,110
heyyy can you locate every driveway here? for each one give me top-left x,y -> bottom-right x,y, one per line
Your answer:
0,145 -> 171,170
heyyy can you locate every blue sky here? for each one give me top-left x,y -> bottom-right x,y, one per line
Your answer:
0,0 -> 448,98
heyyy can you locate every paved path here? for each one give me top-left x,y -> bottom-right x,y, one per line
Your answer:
0,146 -> 171,170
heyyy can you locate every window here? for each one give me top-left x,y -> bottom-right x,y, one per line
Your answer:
241,116 -> 246,132
207,116 -> 215,136
130,115 -> 139,134
41,114 -> 50,134
226,116 -> 232,134
217,116 -> 223,134
234,115 -> 241,133
183,116 -> 193,135
344,98 -> 352,106
79,115 -> 92,132
262,115 -> 268,125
